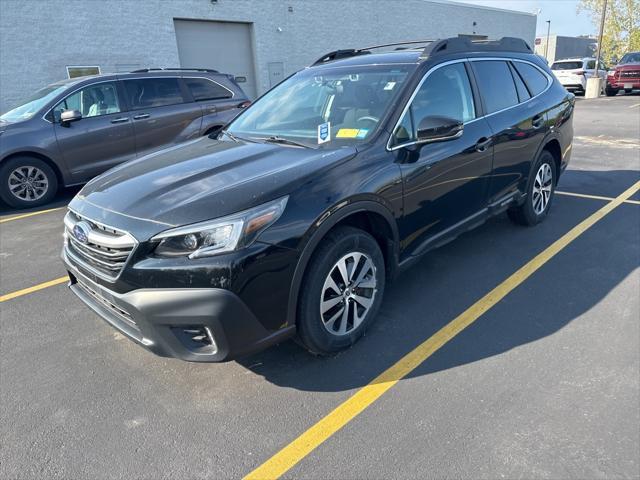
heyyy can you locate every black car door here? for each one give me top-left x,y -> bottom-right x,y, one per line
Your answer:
470,59 -> 551,204
391,61 -> 494,258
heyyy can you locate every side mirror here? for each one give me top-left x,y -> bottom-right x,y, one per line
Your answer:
60,109 -> 82,126
416,116 -> 463,143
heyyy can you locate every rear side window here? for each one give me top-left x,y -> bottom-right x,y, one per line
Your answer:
509,63 -> 531,102
472,61 -> 518,114
586,60 -> 596,69
124,78 -> 184,109
513,62 -> 549,96
184,78 -> 233,101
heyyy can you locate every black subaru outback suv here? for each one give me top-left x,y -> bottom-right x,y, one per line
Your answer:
62,37 -> 574,362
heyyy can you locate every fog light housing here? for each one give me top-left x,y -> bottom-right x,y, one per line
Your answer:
172,325 -> 218,355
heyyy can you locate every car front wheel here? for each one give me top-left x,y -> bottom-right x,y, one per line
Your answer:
297,226 -> 385,355
0,156 -> 58,208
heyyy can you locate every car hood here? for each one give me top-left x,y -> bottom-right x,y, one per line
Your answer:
71,136 -> 356,237
617,63 -> 640,69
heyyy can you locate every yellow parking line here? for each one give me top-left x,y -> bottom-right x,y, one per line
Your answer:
0,207 -> 65,224
556,190 -> 640,205
244,179 -> 640,480
0,276 -> 69,303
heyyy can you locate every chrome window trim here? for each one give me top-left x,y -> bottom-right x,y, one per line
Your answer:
183,76 -> 235,100
386,57 -> 553,152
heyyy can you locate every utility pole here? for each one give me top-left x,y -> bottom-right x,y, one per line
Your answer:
544,20 -> 551,62
594,0 -> 608,76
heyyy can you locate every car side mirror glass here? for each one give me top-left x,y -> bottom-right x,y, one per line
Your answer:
416,115 -> 463,143
60,109 -> 82,125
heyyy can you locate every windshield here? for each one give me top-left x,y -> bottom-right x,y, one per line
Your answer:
620,52 -> 640,64
227,64 -> 413,147
0,84 -> 68,122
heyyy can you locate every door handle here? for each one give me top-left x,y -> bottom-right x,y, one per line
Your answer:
133,113 -> 150,120
204,105 -> 217,114
110,117 -> 129,124
532,114 -> 545,129
475,137 -> 492,152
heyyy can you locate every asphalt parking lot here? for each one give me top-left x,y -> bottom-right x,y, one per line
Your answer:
1,94 -> 639,479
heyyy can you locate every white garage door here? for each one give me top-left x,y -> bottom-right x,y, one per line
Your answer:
174,19 -> 257,98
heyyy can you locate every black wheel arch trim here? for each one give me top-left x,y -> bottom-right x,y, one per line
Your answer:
285,198 -> 400,327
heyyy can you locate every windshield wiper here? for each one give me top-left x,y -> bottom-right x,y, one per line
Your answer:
254,136 -> 313,149
220,129 -> 240,142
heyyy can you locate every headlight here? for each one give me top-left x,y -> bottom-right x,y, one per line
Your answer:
152,196 -> 288,258
607,70 -> 616,76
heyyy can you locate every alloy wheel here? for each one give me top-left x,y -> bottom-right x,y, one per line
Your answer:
320,251 -> 378,336
532,163 -> 553,215
8,166 -> 49,202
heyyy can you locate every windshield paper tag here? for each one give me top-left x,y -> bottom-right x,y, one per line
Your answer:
336,128 -> 359,138
384,81 -> 396,90
318,122 -> 331,144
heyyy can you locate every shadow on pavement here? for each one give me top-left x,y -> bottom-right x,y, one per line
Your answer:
236,169 -> 639,392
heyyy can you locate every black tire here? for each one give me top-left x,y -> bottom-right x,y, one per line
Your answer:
297,226 -> 386,355
625,89 -> 633,94
507,150 -> 556,226
605,88 -> 619,97
0,156 -> 58,208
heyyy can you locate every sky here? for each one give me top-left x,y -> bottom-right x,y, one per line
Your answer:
452,0 -> 595,37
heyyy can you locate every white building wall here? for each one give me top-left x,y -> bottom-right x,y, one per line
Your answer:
0,0 -> 536,111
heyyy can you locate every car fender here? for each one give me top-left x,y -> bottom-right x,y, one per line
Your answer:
285,196 -> 400,327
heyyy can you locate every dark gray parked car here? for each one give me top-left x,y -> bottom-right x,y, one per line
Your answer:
0,68 -> 250,208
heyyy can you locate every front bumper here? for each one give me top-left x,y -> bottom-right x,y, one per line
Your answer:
608,79 -> 640,89
64,253 -> 294,362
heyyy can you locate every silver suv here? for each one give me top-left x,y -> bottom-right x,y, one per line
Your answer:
0,68 -> 250,208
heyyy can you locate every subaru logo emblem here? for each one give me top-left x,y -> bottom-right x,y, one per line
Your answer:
72,221 -> 91,244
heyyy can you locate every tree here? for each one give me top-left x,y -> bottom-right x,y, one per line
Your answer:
578,0 -> 640,63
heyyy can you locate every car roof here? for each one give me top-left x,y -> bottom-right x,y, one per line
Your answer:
307,50 -> 423,70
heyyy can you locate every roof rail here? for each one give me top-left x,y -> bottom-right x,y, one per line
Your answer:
310,37 -> 531,66
130,67 -> 219,73
311,40 -> 436,66
420,36 -> 532,59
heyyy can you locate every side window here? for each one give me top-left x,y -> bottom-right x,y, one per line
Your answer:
512,62 -> 549,97
124,78 -> 185,109
509,63 -> 531,102
184,78 -> 233,101
391,63 -> 475,146
472,61 -> 519,114
586,60 -> 596,69
52,82 -> 121,121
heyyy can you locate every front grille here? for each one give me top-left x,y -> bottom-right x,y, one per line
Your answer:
620,70 -> 640,78
64,210 -> 137,281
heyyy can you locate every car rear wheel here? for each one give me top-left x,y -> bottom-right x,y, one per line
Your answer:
297,226 -> 385,355
508,150 -> 556,226
0,156 -> 58,208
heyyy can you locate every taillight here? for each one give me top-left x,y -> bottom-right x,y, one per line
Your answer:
237,100 -> 252,109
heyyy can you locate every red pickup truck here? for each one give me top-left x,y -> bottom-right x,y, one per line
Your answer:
606,52 -> 640,96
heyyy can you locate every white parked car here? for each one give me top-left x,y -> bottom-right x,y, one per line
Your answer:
550,58 -> 608,94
